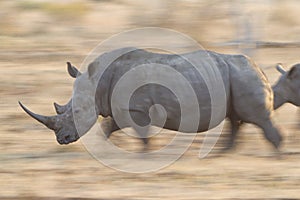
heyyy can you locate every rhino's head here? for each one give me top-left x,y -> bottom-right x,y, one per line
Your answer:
19,101 -> 79,144
19,62 -> 98,145
274,63 -> 300,107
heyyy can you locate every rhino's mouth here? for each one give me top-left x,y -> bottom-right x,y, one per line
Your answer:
56,131 -> 79,145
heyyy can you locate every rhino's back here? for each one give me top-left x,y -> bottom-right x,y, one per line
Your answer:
102,49 -> 231,132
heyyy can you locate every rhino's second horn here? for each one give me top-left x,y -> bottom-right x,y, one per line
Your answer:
54,102 -> 67,114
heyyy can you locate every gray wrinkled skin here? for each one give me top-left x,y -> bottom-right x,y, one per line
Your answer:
20,48 -> 300,150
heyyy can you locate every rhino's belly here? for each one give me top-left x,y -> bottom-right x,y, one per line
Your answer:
127,83 -> 227,133
151,105 -> 224,133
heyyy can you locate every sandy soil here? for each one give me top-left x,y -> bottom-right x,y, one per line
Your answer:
1,1 -> 300,199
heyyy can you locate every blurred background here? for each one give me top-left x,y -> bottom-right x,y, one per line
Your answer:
1,0 -> 300,199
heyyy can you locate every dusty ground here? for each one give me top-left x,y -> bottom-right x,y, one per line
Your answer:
1,1 -> 300,199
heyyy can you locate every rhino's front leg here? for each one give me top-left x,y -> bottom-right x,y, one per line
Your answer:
129,110 -> 151,151
100,117 -> 120,139
107,110 -> 150,151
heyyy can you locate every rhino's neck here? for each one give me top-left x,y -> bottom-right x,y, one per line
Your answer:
94,83 -> 110,117
272,84 -> 287,110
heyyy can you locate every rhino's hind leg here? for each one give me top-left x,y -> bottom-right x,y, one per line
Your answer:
256,119 -> 282,149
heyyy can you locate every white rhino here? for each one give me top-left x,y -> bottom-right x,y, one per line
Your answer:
19,48 -> 300,151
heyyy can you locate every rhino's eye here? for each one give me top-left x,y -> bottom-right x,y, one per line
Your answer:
74,109 -> 80,114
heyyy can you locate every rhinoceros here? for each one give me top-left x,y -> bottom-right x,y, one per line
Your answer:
54,62 -> 300,150
19,47 -> 300,150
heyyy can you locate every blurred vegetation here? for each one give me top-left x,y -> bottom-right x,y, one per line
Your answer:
0,0 -> 300,49
270,1 -> 300,26
17,0 -> 89,21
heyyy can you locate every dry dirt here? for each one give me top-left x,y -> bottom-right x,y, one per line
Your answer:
1,1 -> 300,200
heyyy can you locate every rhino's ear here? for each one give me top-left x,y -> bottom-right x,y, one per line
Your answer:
287,66 -> 298,80
276,63 -> 286,74
67,62 -> 81,78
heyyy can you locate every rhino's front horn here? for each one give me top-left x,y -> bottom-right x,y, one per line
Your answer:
19,101 -> 58,130
276,63 -> 286,74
